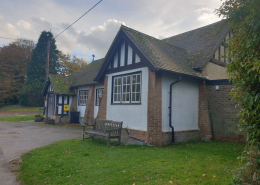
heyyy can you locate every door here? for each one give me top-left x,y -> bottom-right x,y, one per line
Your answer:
48,94 -> 55,118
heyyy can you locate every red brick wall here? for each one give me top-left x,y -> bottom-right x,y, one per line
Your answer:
96,76 -> 108,120
83,85 -> 95,125
206,84 -> 245,142
198,81 -> 213,141
121,128 -> 147,142
147,71 -> 163,146
162,130 -> 200,145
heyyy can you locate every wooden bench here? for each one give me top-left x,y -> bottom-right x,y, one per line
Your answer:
81,120 -> 123,147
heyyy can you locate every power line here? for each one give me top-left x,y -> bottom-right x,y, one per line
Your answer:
54,0 -> 102,39
0,36 -> 37,42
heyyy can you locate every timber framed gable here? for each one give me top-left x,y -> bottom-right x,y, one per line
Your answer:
95,29 -> 156,82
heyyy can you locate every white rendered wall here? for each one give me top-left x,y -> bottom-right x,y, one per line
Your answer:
106,67 -> 149,131
94,84 -> 104,118
162,73 -> 199,132
77,86 -> 90,117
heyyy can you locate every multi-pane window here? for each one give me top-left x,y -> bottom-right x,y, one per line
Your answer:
113,77 -> 122,103
112,73 -> 141,104
131,74 -> 141,103
79,90 -> 88,106
96,88 -> 104,106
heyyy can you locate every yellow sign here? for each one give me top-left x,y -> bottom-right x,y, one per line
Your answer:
64,105 -> 69,111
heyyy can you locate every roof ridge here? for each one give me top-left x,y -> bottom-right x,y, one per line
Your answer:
121,25 -> 188,53
163,20 -> 227,41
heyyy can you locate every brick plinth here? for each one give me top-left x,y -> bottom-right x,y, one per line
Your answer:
97,76 -> 108,120
83,85 -> 95,125
147,71 -> 162,146
53,116 -> 70,123
121,128 -> 147,141
198,81 -> 213,141
162,130 -> 200,145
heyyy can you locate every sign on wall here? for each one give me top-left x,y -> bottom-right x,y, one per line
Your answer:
64,105 -> 69,111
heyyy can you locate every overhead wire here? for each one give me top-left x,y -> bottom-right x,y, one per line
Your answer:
54,0 -> 102,39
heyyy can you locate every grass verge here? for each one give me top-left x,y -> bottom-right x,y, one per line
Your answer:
18,140 -> 245,185
0,104 -> 41,112
0,115 -> 37,122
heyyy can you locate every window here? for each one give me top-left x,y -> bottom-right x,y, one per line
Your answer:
112,72 -> 141,104
78,90 -> 89,106
96,88 -> 104,106
56,95 -> 69,116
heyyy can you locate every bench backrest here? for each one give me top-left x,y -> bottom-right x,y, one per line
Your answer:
94,120 -> 123,136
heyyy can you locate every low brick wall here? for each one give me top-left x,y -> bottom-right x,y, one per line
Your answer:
162,130 -> 200,145
206,84 -> 246,142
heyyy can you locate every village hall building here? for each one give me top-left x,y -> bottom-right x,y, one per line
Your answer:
42,20 -> 245,146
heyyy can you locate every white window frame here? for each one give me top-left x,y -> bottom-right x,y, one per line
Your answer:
78,90 -> 89,106
112,72 -> 141,104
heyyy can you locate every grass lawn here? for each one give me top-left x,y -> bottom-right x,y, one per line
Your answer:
0,115 -> 38,122
18,139 -> 245,185
0,104 -> 41,112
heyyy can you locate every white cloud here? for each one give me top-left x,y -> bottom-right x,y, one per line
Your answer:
77,19 -> 125,58
17,20 -> 34,31
195,7 -> 213,12
31,17 -> 52,31
59,23 -> 79,37
157,34 -> 166,39
0,23 -> 20,38
56,34 -> 77,54
197,13 -> 220,24
0,15 -> 4,20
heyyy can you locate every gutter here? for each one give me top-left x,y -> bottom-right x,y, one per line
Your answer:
169,75 -> 181,143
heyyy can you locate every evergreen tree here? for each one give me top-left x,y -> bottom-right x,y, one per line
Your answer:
20,31 -> 59,106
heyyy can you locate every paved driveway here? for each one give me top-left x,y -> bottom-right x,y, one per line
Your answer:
0,121 -> 82,185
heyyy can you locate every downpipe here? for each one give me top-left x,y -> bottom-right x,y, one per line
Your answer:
169,75 -> 181,143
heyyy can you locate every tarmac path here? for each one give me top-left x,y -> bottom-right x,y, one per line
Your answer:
0,120 -> 81,185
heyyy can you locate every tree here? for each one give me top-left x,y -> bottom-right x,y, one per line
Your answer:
58,51 -> 88,76
0,39 -> 35,104
217,0 -> 260,183
20,31 -> 59,106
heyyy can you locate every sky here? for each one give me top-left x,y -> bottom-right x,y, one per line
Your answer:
0,0 -> 223,62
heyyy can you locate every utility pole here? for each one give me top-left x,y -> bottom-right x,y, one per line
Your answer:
46,41 -> 50,81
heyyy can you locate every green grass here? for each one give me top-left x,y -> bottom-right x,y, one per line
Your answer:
0,115 -> 38,122
0,104 -> 41,112
18,140 -> 245,185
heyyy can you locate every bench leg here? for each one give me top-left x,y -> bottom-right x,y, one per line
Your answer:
82,132 -> 85,141
118,136 -> 121,146
107,137 -> 110,147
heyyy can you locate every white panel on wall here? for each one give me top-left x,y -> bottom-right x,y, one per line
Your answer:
58,106 -> 62,114
214,48 -> 219,59
120,42 -> 125,67
136,54 -> 140,63
106,67 -> 149,131
58,96 -> 62,104
220,45 -> 225,62
127,46 -> 133,65
114,52 -> 118,68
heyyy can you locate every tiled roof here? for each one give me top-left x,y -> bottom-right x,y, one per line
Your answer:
121,25 -> 205,78
163,20 -> 230,69
71,58 -> 104,87
49,74 -> 75,95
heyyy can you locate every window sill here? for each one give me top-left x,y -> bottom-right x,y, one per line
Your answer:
78,105 -> 87,106
110,103 -> 141,105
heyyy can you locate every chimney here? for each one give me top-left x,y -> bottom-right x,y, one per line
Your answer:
92,54 -> 95,62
